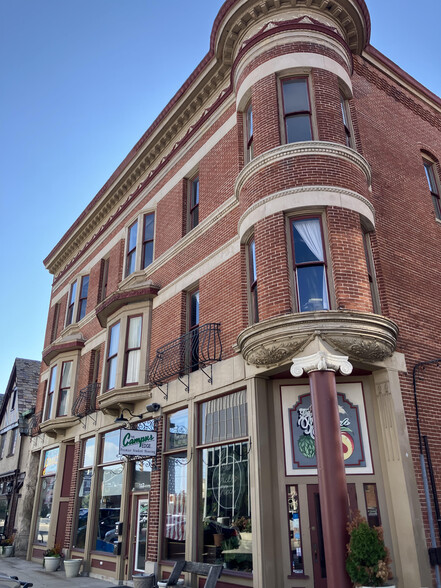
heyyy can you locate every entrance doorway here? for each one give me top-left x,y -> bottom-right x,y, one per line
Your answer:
133,495 -> 149,573
307,484 -> 357,587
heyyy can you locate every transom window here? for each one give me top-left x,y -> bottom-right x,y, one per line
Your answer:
423,158 -> 441,220
281,78 -> 312,143
291,217 -> 330,312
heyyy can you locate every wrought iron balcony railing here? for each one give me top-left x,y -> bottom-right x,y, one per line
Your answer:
29,411 -> 42,436
149,323 -> 222,387
72,382 -> 100,418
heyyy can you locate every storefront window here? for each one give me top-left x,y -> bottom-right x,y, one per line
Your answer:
133,460 -> 152,492
73,438 -> 95,549
35,447 -> 59,544
0,495 -> 8,534
95,430 -> 123,553
286,485 -> 303,575
163,409 -> 188,560
199,391 -> 252,573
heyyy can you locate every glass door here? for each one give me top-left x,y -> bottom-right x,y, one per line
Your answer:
133,495 -> 149,573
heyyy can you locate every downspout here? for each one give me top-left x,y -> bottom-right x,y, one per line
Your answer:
413,359 -> 441,588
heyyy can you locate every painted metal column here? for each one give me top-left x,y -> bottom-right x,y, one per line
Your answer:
291,344 -> 353,588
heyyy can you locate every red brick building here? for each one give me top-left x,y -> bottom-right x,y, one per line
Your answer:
28,0 -> 440,586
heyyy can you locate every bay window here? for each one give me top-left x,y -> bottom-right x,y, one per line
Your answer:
124,315 -> 142,385
281,78 -> 312,143
56,361 -> 72,417
45,366 -> 57,420
198,391 -> 252,573
106,322 -> 120,391
291,217 -> 330,312
340,92 -> 354,149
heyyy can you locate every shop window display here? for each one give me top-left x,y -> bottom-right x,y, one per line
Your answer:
286,485 -> 304,574
73,437 -> 95,549
199,391 -> 252,573
35,447 -> 59,544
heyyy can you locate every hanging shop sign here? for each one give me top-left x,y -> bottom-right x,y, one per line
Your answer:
281,382 -> 373,476
119,429 -> 157,457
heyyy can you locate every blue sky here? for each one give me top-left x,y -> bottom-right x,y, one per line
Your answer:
1,0 -> 440,389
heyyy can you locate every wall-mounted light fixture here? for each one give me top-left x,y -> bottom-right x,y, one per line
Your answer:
146,403 -> 161,413
114,408 -> 144,424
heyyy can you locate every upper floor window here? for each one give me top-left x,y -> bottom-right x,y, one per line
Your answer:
66,275 -> 89,326
245,102 -> 254,163
50,303 -> 60,343
124,316 -> 143,386
104,309 -> 148,392
106,322 -> 120,391
291,217 -> 330,312
248,239 -> 258,323
0,434 -> 6,459
142,213 -> 155,269
8,428 -> 17,457
125,213 -> 156,277
77,276 -> 89,322
340,92 -> 354,149
363,231 -> 381,314
98,258 -> 110,303
126,221 -> 138,277
57,361 -> 72,417
45,366 -> 57,420
281,78 -> 312,143
189,176 -> 199,230
66,281 -> 77,326
423,158 -> 441,220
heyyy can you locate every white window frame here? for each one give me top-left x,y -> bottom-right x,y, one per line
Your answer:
42,354 -> 78,422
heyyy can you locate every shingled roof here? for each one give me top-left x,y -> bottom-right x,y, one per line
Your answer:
3,358 -> 40,416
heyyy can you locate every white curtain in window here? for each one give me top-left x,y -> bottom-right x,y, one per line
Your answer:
128,317 -> 142,348
294,219 -> 323,261
294,219 -> 329,309
126,350 -> 140,384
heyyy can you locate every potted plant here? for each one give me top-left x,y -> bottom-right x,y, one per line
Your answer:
346,511 -> 395,587
0,536 -> 14,557
63,557 -> 83,578
43,543 -> 63,572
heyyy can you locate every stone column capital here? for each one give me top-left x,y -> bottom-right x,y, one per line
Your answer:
290,350 -> 353,377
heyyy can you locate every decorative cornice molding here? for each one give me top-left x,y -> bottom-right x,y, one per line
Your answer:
235,141 -> 372,199
235,310 -> 398,368
96,285 -> 160,328
291,349 -> 353,376
238,184 -> 375,240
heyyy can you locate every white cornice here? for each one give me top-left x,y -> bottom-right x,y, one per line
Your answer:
238,184 -> 375,240
235,141 -> 372,198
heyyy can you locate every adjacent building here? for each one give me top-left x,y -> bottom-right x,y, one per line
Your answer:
0,358 -> 40,555
28,0 -> 441,586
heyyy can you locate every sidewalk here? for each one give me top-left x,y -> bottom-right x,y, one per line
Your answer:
0,557 -> 126,588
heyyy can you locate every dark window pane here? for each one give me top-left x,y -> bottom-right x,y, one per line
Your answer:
190,291 -> 199,327
80,275 -> 89,298
127,250 -> 136,275
142,241 -> 153,268
297,266 -> 329,312
286,115 -> 312,143
78,299 -> 87,321
283,79 -> 309,113
191,178 -> 199,208
143,214 -> 154,240
128,222 -> 138,250
74,469 -> 92,548
191,206 -> 199,229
